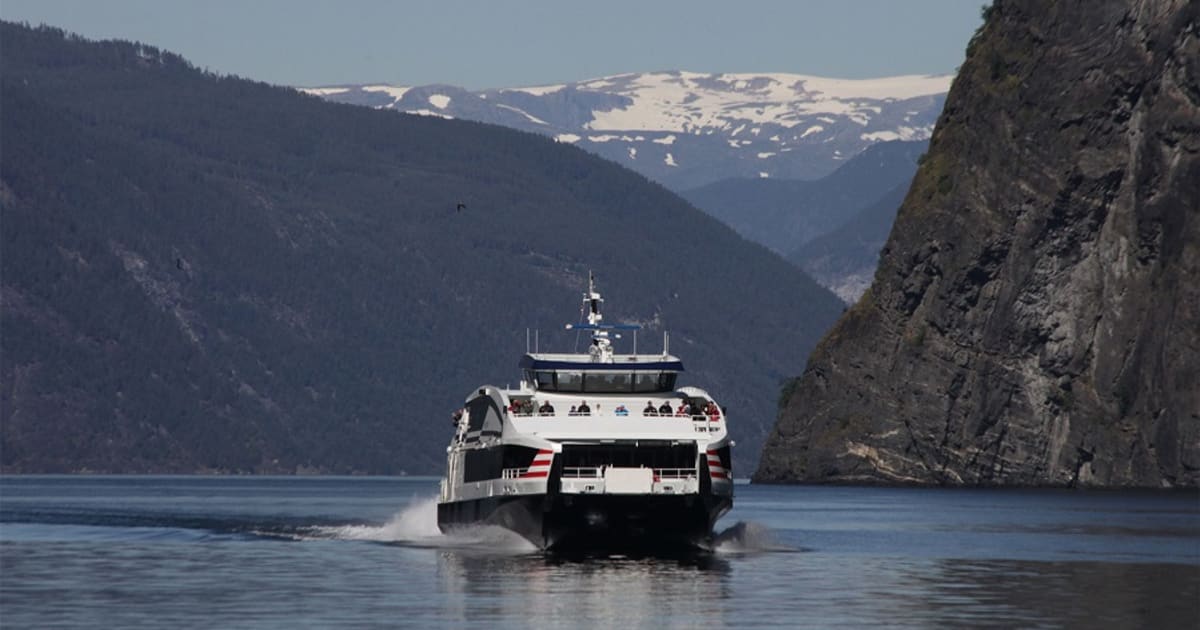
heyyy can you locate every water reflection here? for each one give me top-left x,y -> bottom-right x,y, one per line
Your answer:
437,550 -> 730,627
901,559 -> 1200,629
721,552 -> 1200,629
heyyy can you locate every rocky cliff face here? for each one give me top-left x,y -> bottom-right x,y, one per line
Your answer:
755,0 -> 1199,487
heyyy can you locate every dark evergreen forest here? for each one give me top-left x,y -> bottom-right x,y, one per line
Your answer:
0,23 -> 844,474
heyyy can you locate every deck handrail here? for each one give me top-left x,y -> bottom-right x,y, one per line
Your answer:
561,466 -> 603,478
559,466 -> 697,480
511,409 -> 721,422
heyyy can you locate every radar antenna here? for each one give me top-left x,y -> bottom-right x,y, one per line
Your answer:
564,271 -> 639,363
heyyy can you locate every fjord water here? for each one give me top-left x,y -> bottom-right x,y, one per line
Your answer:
1,477 -> 1196,628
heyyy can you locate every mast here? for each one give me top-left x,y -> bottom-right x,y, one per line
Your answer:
563,271 -> 639,363
584,271 -> 613,362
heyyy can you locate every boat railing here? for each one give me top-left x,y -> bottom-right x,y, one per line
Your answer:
653,467 -> 697,480
561,466 -> 603,479
559,466 -> 697,480
510,409 -> 721,423
501,467 -> 529,479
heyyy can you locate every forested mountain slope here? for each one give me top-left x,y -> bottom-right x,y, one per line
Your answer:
789,183 -> 910,303
680,140 -> 925,255
0,23 -> 845,474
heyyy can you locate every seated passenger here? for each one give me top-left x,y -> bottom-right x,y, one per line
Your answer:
569,405 -> 577,415
538,401 -> 555,415
705,400 -> 720,419
615,404 -> 628,416
643,401 -> 657,416
676,401 -> 692,416
576,400 -> 591,415
658,401 -> 672,415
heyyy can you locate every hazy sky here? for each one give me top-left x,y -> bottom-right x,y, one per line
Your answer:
2,0 -> 985,89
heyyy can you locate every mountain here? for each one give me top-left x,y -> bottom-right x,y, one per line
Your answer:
304,72 -> 950,190
788,183 -> 910,303
755,0 -> 1199,487
0,22 -> 847,475
680,140 -> 925,255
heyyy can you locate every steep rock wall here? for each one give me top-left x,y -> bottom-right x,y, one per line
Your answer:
755,0 -> 1199,487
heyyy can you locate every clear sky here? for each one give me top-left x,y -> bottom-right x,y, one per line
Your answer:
1,0 -> 985,89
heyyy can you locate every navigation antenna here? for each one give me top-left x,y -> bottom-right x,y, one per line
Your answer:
564,271 -> 639,363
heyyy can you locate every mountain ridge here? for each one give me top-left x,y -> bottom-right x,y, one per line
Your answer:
680,140 -> 925,256
0,22 -> 846,475
304,71 -> 950,190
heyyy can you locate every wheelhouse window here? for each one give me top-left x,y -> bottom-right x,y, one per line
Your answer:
634,372 -> 659,392
528,369 -> 677,393
556,371 -> 583,392
584,372 -> 632,393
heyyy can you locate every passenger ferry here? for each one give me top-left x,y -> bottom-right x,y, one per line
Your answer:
437,274 -> 733,551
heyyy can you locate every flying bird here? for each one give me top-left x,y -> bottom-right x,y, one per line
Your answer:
455,202 -> 466,212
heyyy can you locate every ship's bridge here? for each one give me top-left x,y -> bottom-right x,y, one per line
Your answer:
519,353 -> 683,394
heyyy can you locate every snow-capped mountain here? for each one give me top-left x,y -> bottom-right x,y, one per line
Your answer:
301,71 -> 951,190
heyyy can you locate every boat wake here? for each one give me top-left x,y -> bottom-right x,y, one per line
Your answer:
296,496 -> 537,554
300,501 -> 798,556
710,521 -> 800,554
5,494 -> 792,557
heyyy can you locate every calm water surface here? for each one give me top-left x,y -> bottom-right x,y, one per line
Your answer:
1,476 -> 1197,628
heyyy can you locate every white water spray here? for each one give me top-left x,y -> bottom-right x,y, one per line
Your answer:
711,521 -> 794,553
306,496 -> 536,553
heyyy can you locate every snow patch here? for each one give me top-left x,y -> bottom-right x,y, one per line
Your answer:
652,135 -> 677,145
299,87 -> 350,96
758,172 -> 770,178
861,130 -> 900,142
428,94 -> 451,109
556,134 -> 581,143
362,85 -> 410,101
405,109 -> 453,119
664,152 -> 677,166
495,103 -> 548,125
757,152 -> 776,159
628,147 -> 637,159
586,71 -> 950,132
503,84 -> 565,96
801,125 -> 824,138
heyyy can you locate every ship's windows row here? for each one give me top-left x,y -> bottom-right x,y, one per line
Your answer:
524,370 -> 677,393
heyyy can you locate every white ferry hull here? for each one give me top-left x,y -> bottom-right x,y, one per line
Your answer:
437,490 -> 732,551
